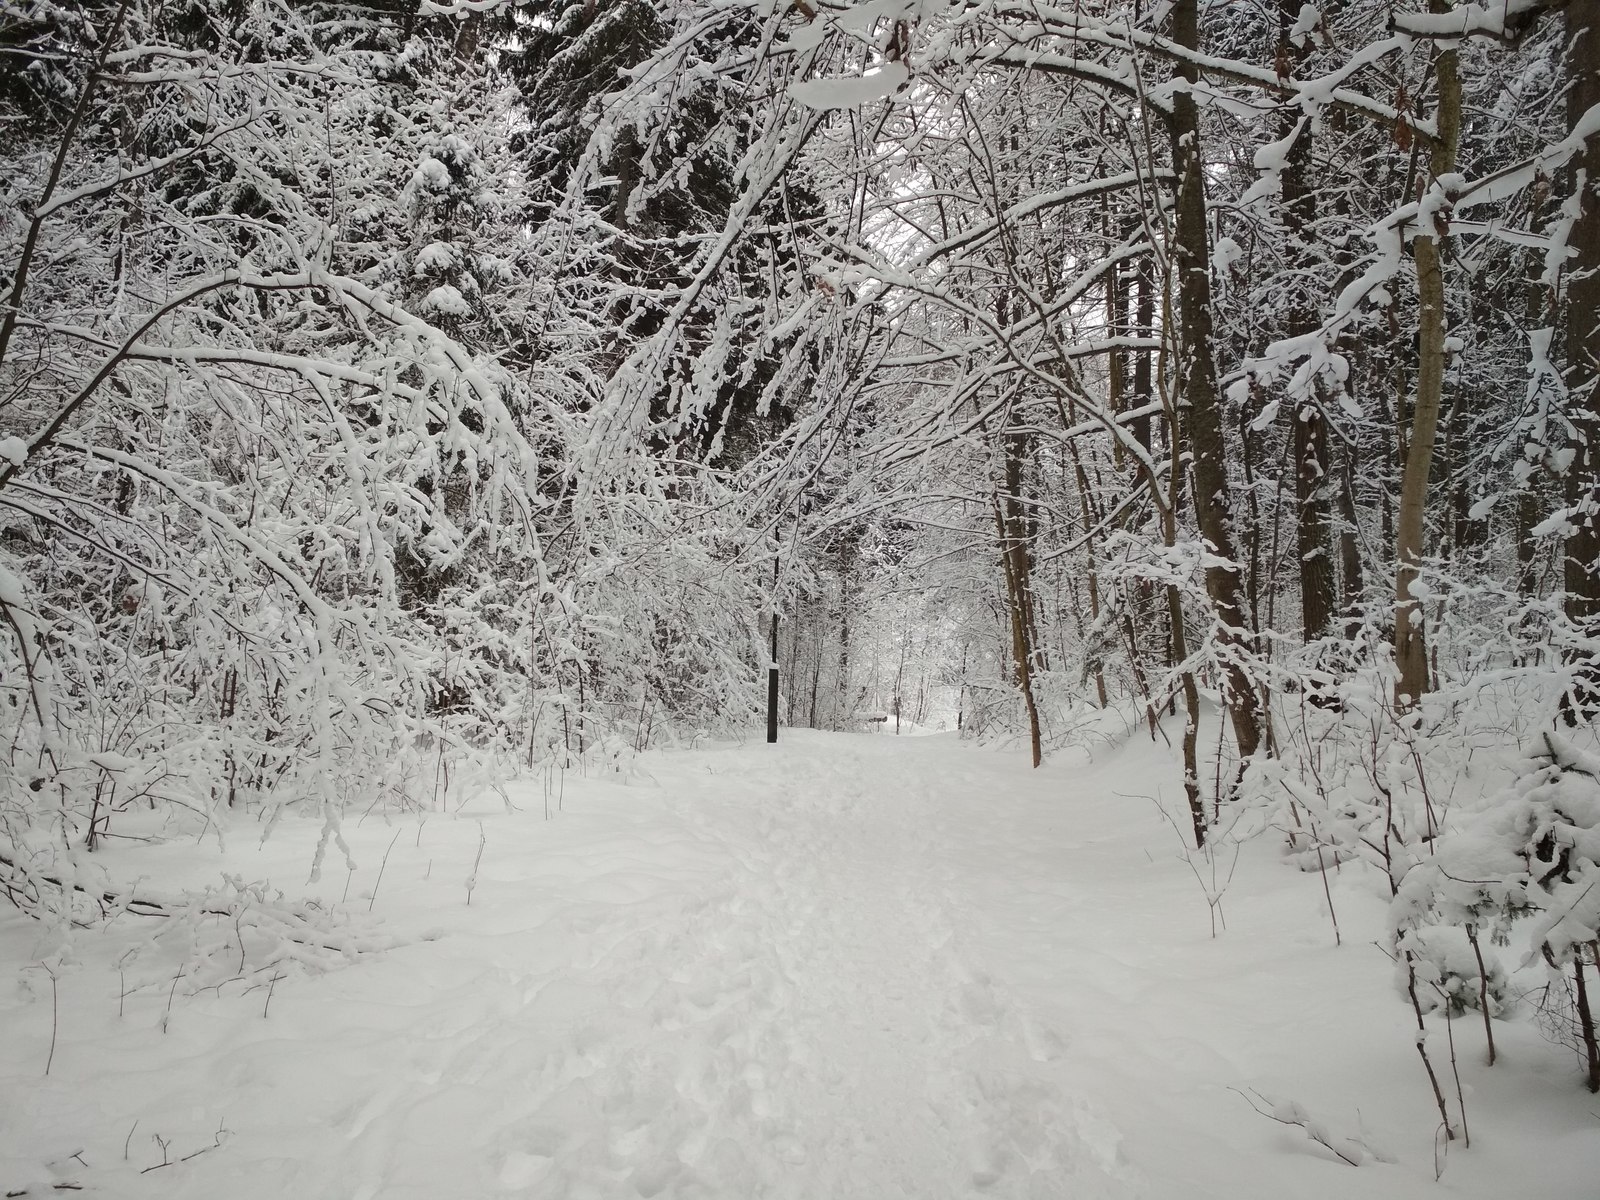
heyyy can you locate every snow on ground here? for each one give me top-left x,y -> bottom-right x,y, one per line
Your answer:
2,726 -> 1596,1198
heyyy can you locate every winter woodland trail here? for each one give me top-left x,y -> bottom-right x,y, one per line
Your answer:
343,732 -> 1133,1200
3,730 -> 1595,1199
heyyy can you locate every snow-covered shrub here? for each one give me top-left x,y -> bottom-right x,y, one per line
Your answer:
1394,925 -> 1512,1018
1255,567 -> 1600,1102
1244,577 -> 1600,1136
1427,732 -> 1600,1089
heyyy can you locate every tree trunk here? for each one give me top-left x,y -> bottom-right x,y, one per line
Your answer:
1564,0 -> 1600,715
1295,404 -> 1337,642
1166,579 -> 1206,848
452,11 -> 483,64
829,536 -> 856,729
1072,448 -> 1111,708
1274,6 -> 1337,642
1336,439 -> 1366,618
994,459 -> 1044,766
1518,491 -> 1543,596
1131,246 -> 1158,708
1168,0 -> 1265,764
808,619 -> 823,729
1108,231 -> 1130,473
1133,253 -> 1155,455
1394,10 -> 1461,708
1165,377 -> 1207,846
1519,202 -> 1554,598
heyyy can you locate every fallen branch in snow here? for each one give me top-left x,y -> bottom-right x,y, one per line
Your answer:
3,1149 -> 89,1194
3,1181 -> 85,1194
1230,1088 -> 1396,1166
0,845 -> 403,973
0,844 -> 167,923
139,1122 -> 229,1174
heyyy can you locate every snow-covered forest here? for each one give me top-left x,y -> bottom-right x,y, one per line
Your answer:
4,0 -> 1600,1194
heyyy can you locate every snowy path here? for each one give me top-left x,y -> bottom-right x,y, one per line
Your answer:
340,735 -> 1128,1200
3,730 -> 1596,1198
613,738 -> 1122,1200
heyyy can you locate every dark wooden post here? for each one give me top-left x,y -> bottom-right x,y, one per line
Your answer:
767,560 -> 779,743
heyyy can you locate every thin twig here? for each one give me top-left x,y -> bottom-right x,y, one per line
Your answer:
466,822 -> 485,906
369,829 -> 401,912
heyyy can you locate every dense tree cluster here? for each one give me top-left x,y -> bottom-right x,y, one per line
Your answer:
5,0 -> 1600,1116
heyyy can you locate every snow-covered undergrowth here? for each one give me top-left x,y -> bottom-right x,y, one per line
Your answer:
3,726 -> 1596,1198
0,0 -> 783,934
1239,591 -> 1600,1118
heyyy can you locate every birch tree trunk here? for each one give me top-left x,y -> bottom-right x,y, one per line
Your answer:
1394,6 -> 1461,707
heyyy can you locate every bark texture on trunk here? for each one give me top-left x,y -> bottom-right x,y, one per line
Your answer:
1164,363 -> 1207,845
1564,0 -> 1600,715
1169,0 -> 1264,763
1133,255 -> 1155,455
1394,4 -> 1461,707
1276,5 -> 1337,643
1072,450 -> 1111,708
1335,439 -> 1366,619
996,424 -> 1044,767
832,538 -> 854,730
